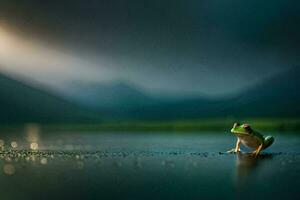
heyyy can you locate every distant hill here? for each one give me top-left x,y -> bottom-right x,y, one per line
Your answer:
229,67 -> 300,117
63,81 -> 170,119
0,73 -> 99,123
119,67 -> 300,120
65,81 -> 160,109
62,67 -> 300,120
64,80 -> 225,119
1,67 -> 299,123
64,80 -> 221,120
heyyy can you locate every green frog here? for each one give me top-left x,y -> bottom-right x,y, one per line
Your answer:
227,123 -> 274,157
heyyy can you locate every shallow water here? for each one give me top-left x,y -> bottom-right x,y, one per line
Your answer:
0,130 -> 299,200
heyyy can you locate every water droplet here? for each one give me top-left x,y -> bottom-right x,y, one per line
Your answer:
3,164 -> 15,175
30,142 -> 39,150
40,158 -> 47,165
11,141 -> 18,148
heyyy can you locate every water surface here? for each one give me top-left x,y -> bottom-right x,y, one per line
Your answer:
0,130 -> 299,200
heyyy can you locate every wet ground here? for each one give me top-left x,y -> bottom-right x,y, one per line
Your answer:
0,129 -> 299,200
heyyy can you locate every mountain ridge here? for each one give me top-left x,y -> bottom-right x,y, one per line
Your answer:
0,72 -> 100,123
0,67 -> 299,123
59,67 -> 300,120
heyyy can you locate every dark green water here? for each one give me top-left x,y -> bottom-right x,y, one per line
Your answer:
0,131 -> 299,200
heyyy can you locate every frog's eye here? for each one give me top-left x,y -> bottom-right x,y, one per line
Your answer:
243,124 -> 251,130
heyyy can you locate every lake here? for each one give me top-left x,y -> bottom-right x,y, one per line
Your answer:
0,129 -> 299,200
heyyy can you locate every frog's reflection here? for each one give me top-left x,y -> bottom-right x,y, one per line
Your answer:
235,152 -> 272,186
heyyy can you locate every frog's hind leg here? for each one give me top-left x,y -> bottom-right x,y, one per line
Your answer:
251,144 -> 263,157
251,136 -> 274,157
263,136 -> 274,149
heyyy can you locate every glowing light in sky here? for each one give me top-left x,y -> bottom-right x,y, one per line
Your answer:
0,25 -> 115,87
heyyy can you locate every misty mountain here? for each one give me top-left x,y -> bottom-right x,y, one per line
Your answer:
61,67 -> 300,120
65,81 -> 161,109
229,67 -> 300,117
0,73 -> 99,123
64,80 -> 223,119
130,67 -> 300,119
0,67 -> 299,123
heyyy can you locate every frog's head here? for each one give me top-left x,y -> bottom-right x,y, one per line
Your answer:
231,123 -> 253,136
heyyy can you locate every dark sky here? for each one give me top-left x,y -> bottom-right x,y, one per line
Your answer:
0,0 -> 299,96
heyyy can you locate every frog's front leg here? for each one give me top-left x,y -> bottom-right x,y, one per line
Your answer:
227,138 -> 241,153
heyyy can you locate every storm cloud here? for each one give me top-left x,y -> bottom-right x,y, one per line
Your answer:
0,0 -> 299,96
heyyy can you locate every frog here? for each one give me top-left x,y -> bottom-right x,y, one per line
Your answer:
227,123 -> 274,157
